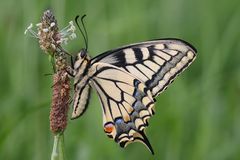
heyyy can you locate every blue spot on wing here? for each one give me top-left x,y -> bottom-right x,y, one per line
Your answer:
133,79 -> 141,87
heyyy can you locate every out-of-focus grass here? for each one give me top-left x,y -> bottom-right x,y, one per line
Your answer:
0,0 -> 240,159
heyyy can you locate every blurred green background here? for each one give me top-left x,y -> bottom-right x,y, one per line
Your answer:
0,0 -> 240,159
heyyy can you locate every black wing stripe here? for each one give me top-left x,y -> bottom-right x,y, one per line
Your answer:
132,48 -> 143,61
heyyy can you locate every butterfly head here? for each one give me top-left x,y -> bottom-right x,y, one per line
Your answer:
73,48 -> 90,69
76,48 -> 87,59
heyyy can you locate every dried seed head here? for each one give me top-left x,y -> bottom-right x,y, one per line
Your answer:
24,10 -> 76,55
38,10 -> 60,54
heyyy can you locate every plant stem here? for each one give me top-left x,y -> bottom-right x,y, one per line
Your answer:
51,133 -> 65,160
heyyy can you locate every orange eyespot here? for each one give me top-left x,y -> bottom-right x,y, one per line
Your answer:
104,123 -> 114,133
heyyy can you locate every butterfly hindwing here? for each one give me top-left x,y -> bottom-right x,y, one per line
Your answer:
90,63 -> 155,154
91,39 -> 197,97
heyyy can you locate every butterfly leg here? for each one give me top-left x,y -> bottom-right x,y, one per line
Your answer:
70,55 -> 74,69
66,66 -> 75,78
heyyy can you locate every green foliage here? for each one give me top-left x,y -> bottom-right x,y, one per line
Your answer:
0,0 -> 240,159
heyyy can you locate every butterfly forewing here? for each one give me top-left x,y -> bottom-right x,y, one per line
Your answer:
91,39 -> 196,97
71,84 -> 91,119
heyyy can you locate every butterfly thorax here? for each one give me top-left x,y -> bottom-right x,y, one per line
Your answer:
73,49 -> 91,83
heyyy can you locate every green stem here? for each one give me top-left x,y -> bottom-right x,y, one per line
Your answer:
51,133 -> 65,160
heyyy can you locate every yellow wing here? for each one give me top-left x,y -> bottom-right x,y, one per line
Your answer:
90,63 -> 155,154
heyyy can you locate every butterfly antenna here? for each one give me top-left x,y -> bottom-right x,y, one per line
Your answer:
75,15 -> 88,51
81,15 -> 88,50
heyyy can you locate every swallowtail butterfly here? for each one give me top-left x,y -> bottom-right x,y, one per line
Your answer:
68,38 -> 196,154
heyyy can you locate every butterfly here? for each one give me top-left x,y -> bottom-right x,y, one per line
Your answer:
67,38 -> 197,154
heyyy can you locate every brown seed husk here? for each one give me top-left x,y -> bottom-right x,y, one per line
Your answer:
50,71 -> 70,134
